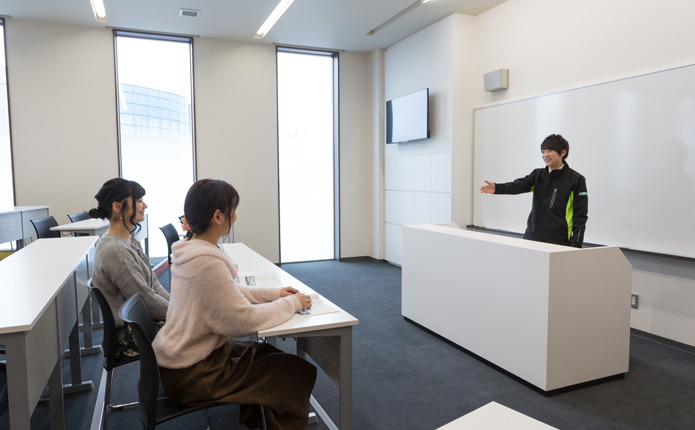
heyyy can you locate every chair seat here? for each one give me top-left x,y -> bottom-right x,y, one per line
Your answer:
154,399 -> 226,426
107,354 -> 139,370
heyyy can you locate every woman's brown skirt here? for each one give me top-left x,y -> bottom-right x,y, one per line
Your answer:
160,341 -> 317,430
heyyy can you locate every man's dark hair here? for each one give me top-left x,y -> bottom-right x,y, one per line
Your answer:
540,134 -> 569,160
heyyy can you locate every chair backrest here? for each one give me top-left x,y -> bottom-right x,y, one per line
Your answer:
87,279 -> 132,370
119,293 -> 159,428
159,224 -> 180,264
30,216 -> 60,239
67,211 -> 90,223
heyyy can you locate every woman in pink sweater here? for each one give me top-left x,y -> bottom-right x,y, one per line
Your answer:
152,179 -> 316,430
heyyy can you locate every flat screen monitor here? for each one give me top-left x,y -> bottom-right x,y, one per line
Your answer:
386,88 -> 430,144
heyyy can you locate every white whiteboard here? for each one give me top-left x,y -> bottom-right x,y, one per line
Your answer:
473,64 -> 695,258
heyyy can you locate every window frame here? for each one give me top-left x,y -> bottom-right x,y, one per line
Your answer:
276,46 -> 340,262
113,29 -> 197,179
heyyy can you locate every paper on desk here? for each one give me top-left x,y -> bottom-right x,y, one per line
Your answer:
298,292 -> 339,316
236,271 -> 282,287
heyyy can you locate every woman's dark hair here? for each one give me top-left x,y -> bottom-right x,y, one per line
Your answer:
183,179 -> 240,238
540,134 -> 570,160
88,178 -> 146,236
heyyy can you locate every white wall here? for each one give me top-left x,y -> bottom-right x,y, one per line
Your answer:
5,20 -> 374,263
383,15 -> 478,265
7,20 -> 119,225
193,39 -> 281,261
472,0 -> 695,346
473,0 -> 695,106
338,51 -> 374,259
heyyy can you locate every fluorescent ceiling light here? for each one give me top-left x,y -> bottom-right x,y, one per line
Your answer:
255,0 -> 295,39
90,0 -> 108,23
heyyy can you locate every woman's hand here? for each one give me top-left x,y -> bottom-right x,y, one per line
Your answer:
281,286 -> 299,297
296,293 -> 312,309
280,286 -> 311,309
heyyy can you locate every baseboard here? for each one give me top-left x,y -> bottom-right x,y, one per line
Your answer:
630,328 -> 695,354
279,256 -> 389,264
338,256 -> 386,263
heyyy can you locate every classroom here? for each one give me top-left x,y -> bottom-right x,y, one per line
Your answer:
1,0 -> 694,429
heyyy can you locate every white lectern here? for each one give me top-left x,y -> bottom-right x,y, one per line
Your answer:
402,224 -> 632,393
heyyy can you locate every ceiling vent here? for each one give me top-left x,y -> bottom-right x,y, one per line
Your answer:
179,8 -> 200,18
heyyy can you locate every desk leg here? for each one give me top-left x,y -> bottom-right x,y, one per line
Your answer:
65,295 -> 102,357
296,327 -> 353,430
64,322 -> 94,394
80,298 -> 101,355
49,359 -> 66,429
5,333 -> 32,429
339,329 -> 353,430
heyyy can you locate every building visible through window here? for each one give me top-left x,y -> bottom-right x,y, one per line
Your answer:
115,32 -> 195,258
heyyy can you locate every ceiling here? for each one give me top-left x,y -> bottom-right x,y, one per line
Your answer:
0,0 -> 506,53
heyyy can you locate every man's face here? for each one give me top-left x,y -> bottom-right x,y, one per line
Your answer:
542,148 -> 566,170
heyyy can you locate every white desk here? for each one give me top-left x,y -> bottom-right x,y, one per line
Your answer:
51,218 -> 109,237
437,402 -> 557,429
0,236 -> 98,429
402,224 -> 633,393
51,214 -> 149,255
51,218 -> 109,357
0,206 -> 50,249
222,243 -> 359,430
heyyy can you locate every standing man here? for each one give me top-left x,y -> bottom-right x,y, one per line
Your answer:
480,134 -> 588,247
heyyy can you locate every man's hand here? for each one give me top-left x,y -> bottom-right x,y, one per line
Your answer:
480,180 -> 496,194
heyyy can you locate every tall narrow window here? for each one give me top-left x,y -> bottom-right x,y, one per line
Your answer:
115,32 -> 195,258
277,48 -> 338,263
0,19 -> 14,210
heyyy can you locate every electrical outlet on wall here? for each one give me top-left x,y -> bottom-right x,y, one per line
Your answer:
631,294 -> 639,309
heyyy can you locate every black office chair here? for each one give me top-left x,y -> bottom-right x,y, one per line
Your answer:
68,211 -> 91,237
87,280 -> 140,429
68,211 -> 90,223
158,223 -> 180,283
30,216 -> 61,239
119,293 -> 267,430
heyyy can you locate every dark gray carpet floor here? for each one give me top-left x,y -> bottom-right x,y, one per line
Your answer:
2,257 -> 695,429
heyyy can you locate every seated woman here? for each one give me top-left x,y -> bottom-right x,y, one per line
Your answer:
153,179 -> 316,430
89,178 -> 169,359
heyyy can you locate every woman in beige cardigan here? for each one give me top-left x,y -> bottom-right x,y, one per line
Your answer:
153,179 -> 316,430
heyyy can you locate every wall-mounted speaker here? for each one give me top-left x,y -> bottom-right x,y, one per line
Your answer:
484,69 -> 509,92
